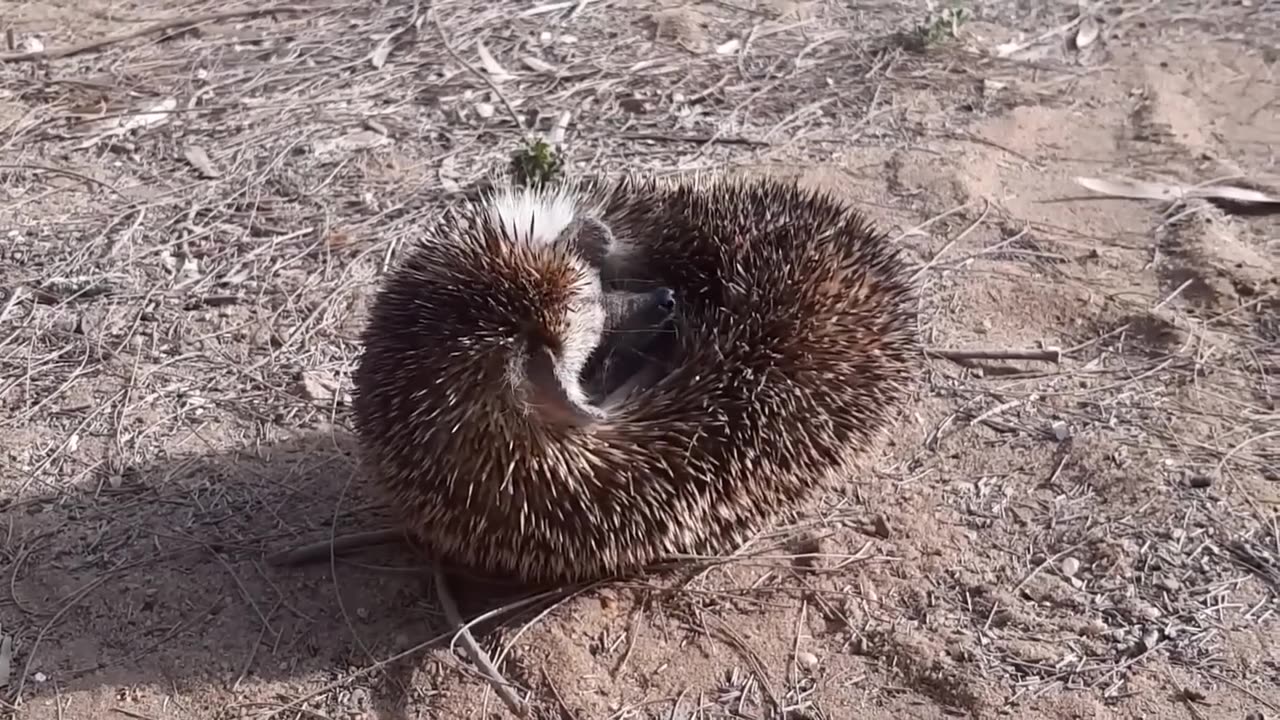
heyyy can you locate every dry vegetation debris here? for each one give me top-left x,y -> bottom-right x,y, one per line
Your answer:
1,0 -> 1278,718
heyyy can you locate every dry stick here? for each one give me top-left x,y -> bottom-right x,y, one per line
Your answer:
1012,541 -> 1089,594
619,131 -> 771,147
430,8 -> 523,130
0,164 -> 130,198
924,347 -> 1063,364
432,562 -> 528,718
262,588 -> 564,720
1213,430 -> 1279,475
265,528 -> 404,566
890,201 -> 972,244
0,6 -> 319,62
909,199 -> 992,282
269,531 -> 527,716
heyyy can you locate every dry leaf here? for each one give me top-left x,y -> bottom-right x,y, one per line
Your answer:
628,59 -> 669,73
996,16 -> 1084,58
438,155 -> 462,193
521,55 -> 557,73
1075,176 -> 1182,202
1074,15 -> 1099,49
1189,184 -> 1280,204
298,370 -> 349,405
521,2 -> 574,17
123,97 -> 178,132
370,37 -> 393,68
183,145 -> 220,178
1076,176 -> 1280,205
549,110 -> 572,145
476,42 -> 513,81
312,129 -> 391,156
19,36 -> 44,54
0,633 -> 12,689
715,38 -> 741,55
73,97 -> 177,149
994,38 -> 1025,57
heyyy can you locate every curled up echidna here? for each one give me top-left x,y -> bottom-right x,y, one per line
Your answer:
350,175 -> 919,585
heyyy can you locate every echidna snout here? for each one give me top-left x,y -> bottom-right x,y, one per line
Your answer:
585,286 -> 678,404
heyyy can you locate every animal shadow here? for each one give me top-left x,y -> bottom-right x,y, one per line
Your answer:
2,429 -> 559,718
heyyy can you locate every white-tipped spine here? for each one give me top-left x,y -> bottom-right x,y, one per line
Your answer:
486,184 -> 581,246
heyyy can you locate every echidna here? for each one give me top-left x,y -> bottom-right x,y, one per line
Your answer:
351,175 -> 919,584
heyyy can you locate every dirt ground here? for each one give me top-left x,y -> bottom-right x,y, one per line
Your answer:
1,1 -> 1277,719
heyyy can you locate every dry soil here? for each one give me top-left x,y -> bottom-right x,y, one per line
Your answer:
1,1 -> 1277,719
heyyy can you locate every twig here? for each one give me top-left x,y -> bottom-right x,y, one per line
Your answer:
909,199 -> 992,281
0,6 -> 319,62
1013,541 -> 1088,594
434,562 -> 528,718
925,347 -> 1063,364
890,201 -> 972,244
265,529 -> 404,566
263,587 -> 565,719
620,132 -> 770,147
541,667 -> 580,720
0,164 -> 129,198
1213,430 -> 1279,476
430,8 -> 524,130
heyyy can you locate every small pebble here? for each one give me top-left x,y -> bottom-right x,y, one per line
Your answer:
1157,574 -> 1181,593
1140,628 -> 1160,651
1137,603 -> 1163,621
796,651 -> 819,670
1050,420 -> 1070,441
1060,557 -> 1081,577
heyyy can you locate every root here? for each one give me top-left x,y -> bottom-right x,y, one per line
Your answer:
433,562 -> 528,718
265,528 -> 404,566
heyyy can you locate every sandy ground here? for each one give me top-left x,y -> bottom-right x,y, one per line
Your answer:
1,1 -> 1278,719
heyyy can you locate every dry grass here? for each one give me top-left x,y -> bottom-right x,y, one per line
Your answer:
1,0 -> 1278,719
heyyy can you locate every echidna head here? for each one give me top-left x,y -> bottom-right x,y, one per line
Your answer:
485,184 -> 675,429
515,260 -> 609,428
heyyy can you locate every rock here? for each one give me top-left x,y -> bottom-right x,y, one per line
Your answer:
796,651 -> 819,670
1051,420 -> 1070,441
1061,557 -> 1081,577
1136,602 -> 1163,621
